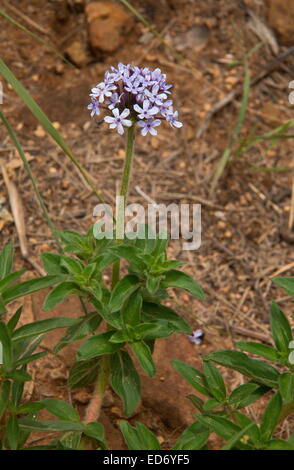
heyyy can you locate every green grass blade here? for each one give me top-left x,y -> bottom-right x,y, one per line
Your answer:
233,58 -> 250,139
0,111 -> 62,251
0,9 -> 72,66
0,58 -> 105,204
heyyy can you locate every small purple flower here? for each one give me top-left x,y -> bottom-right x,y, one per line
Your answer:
104,108 -> 132,135
138,118 -> 161,136
166,110 -> 183,128
125,79 -> 143,95
134,100 -> 158,119
188,329 -> 204,346
91,82 -> 116,103
160,100 -> 173,117
107,92 -> 121,110
87,98 -> 100,117
145,84 -> 167,106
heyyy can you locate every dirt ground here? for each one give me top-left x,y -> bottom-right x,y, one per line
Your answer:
0,0 -> 294,449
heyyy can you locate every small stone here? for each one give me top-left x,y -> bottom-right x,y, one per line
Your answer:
64,40 -> 91,67
173,25 -> 210,53
85,1 -> 134,54
34,125 -> 46,138
266,0 -> 294,45
73,390 -> 91,404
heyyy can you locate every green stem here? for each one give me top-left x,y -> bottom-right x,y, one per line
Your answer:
112,122 -> 136,288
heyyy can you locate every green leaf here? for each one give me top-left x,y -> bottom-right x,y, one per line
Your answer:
265,439 -> 294,450
142,302 -> 192,334
15,402 -> 45,415
7,306 -> 23,333
83,422 -> 105,442
119,421 -> 161,450
54,313 -> 102,353
130,341 -> 156,377
110,351 -> 141,416
222,422 -> 256,450
270,302 -> 293,354
6,369 -> 32,382
203,398 -> 221,411
203,360 -> 226,402
133,322 -> 173,340
109,274 -> 140,312
0,269 -> 26,293
237,341 -> 281,362
2,275 -> 62,305
42,399 -> 80,423
0,321 -> 13,371
260,392 -> 282,441
0,380 -> 11,419
146,276 -> 162,295
278,373 -> 294,404
196,414 -> 241,441
271,277 -> 294,297
43,282 -> 79,311
173,422 -> 210,450
172,360 -> 212,397
122,290 -> 142,326
162,270 -> 205,300
77,331 -> 122,361
41,253 -> 66,275
18,418 -> 85,433
13,317 -> 79,341
68,358 -> 100,390
187,394 -> 204,412
110,245 -> 146,271
206,350 -> 279,387
6,415 -> 19,450
0,241 -> 14,280
229,383 -> 269,409
15,351 -> 47,367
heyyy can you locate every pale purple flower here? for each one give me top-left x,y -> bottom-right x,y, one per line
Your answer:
166,110 -> 183,128
138,118 -> 161,136
160,100 -> 173,117
107,92 -> 121,110
145,84 -> 167,106
104,108 -> 132,135
91,82 -> 116,103
125,79 -> 143,95
134,100 -> 158,119
188,329 -> 204,345
87,98 -> 100,117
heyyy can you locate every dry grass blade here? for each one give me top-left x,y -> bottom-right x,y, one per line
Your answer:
1,166 -> 45,275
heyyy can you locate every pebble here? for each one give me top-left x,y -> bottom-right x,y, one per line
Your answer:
85,1 -> 134,54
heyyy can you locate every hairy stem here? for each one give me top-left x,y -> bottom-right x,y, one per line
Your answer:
112,121 -> 136,288
84,355 -> 110,424
84,123 -> 136,427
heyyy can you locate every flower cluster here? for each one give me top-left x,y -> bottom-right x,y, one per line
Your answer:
88,63 -> 182,136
